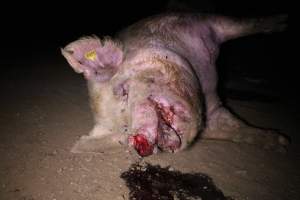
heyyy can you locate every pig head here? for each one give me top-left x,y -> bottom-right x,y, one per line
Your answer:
61,36 -> 202,156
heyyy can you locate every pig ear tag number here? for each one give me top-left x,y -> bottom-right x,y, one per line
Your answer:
85,50 -> 97,61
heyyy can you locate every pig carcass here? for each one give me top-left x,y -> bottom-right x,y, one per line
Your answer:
61,13 -> 288,156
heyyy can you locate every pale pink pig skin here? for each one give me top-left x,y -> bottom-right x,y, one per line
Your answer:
62,13 -> 288,156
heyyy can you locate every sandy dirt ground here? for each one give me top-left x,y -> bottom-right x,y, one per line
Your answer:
0,52 -> 299,200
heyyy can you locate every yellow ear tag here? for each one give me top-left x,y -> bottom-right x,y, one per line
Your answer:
85,50 -> 97,61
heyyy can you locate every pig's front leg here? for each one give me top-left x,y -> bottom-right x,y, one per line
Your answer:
71,110 -> 127,154
61,36 -> 127,153
71,82 -> 129,153
71,127 -> 126,154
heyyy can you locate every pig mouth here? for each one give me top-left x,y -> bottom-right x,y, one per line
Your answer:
154,101 -> 182,153
130,98 -> 183,157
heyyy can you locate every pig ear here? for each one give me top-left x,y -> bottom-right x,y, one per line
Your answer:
61,47 -> 85,73
61,36 -> 123,81
97,38 -> 123,67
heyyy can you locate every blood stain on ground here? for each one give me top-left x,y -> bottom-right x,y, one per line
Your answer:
121,163 -> 233,200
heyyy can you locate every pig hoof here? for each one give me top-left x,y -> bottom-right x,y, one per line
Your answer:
278,134 -> 290,146
205,107 -> 290,152
236,128 -> 290,152
71,134 -> 125,154
207,107 -> 243,131
262,131 -> 290,152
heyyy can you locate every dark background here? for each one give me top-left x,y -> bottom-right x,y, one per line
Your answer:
1,1 -> 288,52
1,0 -> 291,99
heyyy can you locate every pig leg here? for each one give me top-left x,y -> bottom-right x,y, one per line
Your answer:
71,127 -> 126,154
187,15 -> 290,149
71,83 -> 128,154
211,14 -> 288,43
191,43 -> 288,149
71,113 -> 128,153
199,63 -> 289,150
198,69 -> 288,150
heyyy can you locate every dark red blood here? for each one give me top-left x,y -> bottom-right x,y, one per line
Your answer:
151,101 -> 174,125
132,134 -> 154,157
161,107 -> 174,124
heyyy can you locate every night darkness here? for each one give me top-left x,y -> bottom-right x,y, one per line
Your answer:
1,1 -> 298,200
1,1 -> 292,95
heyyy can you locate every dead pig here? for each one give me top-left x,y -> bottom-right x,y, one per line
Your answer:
61,13 -> 288,156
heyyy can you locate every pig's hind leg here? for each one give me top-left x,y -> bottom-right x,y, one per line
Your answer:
202,106 -> 289,151
196,59 -> 289,151
195,14 -> 289,151
198,62 -> 289,151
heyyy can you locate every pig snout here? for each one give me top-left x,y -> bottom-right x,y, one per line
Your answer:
128,134 -> 155,157
129,96 -> 189,157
